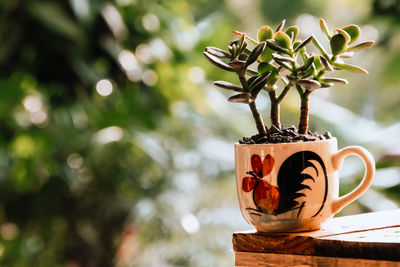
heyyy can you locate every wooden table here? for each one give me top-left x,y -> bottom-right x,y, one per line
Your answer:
233,209 -> 400,267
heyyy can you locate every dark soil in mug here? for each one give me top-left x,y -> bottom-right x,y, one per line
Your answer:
239,125 -> 333,144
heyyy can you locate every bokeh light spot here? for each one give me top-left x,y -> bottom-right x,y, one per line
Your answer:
1,222 -> 19,240
127,67 -> 143,82
142,70 -> 158,86
118,50 -> 138,72
142,13 -> 160,32
150,38 -> 172,61
136,44 -> 153,64
188,66 -> 205,84
29,110 -> 47,125
180,214 -> 200,234
67,153 -> 84,169
96,79 -> 113,96
23,96 -> 42,113
95,126 -> 123,144
10,135 -> 36,158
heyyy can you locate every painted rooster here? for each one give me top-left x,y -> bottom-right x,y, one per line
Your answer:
242,151 -> 328,218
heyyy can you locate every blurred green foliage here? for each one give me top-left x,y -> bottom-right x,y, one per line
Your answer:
0,0 -> 399,266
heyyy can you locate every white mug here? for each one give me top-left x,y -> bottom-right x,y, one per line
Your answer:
234,138 -> 375,232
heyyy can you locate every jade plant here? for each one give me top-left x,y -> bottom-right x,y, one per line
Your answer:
203,19 -> 374,137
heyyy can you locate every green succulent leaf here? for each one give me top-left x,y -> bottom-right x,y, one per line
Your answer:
228,42 -> 239,57
276,19 -> 286,32
247,76 -> 258,86
320,82 -> 334,88
258,62 -> 275,75
298,55 -> 315,71
242,41 -> 248,51
292,41 -> 302,51
203,52 -> 236,72
249,72 -> 270,88
332,62 -> 368,74
205,47 -> 230,58
257,26 -> 274,42
294,35 -> 313,52
272,53 -> 295,63
275,60 -> 292,71
242,47 -> 251,56
228,93 -> 253,104
298,46 -> 308,61
266,69 -> 279,87
228,59 -> 247,69
319,77 -> 348,84
319,18 -> 331,40
330,34 -> 348,55
285,26 -> 299,41
232,43 -> 239,57
246,68 -> 259,76
214,81 -> 244,92
250,72 -> 270,97
266,40 -> 291,55
238,53 -> 248,61
233,31 -> 259,45
342,24 -> 361,44
313,55 -> 322,72
301,64 -> 316,78
339,52 -> 354,58
228,45 -> 234,56
274,32 -> 292,49
259,46 -> 274,62
333,28 -> 351,43
246,42 -> 266,66
319,55 -> 334,72
346,41 -> 374,52
237,33 -> 246,53
298,79 -> 321,91
252,80 -> 268,97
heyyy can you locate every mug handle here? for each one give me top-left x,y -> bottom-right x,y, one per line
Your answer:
331,146 -> 375,214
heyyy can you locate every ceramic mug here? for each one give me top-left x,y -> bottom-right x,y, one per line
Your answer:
234,138 -> 375,232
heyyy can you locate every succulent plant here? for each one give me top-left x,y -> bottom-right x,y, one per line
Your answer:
204,18 -> 374,136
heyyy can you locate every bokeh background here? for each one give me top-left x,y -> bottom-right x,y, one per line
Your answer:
0,0 -> 399,266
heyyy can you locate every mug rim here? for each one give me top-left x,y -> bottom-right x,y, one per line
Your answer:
234,137 -> 337,147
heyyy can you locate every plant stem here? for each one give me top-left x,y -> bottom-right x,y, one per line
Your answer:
238,72 -> 249,92
268,90 -> 280,129
277,84 -> 292,103
298,89 -> 311,134
238,70 -> 267,135
249,101 -> 268,135
295,84 -> 304,96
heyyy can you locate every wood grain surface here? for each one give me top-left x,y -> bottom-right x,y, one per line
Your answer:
235,251 -> 400,267
233,209 -> 400,262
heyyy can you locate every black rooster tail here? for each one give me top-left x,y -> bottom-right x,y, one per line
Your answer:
274,151 -> 328,218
